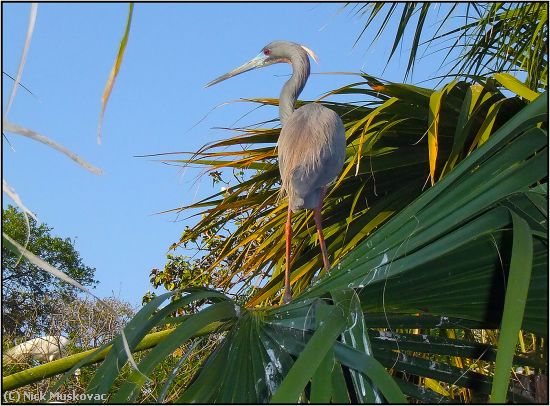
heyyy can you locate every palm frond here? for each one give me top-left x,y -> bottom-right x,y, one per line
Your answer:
4,90 -> 536,403
348,2 -> 548,91
155,74 -> 539,307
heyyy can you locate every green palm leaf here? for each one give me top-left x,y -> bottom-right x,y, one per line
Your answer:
348,2 -> 547,91
151,74 -> 538,307
5,91 -> 544,404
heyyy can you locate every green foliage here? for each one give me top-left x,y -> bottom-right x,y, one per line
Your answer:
151,94 -> 545,403
144,224 -> 251,309
5,92 -> 544,403
148,254 -> 212,297
2,205 -> 97,337
4,4 -> 547,403
156,73 -> 539,307
145,169 -> 256,306
349,2 -> 548,90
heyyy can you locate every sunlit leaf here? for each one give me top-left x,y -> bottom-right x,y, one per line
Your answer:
494,72 -> 540,101
97,3 -> 134,144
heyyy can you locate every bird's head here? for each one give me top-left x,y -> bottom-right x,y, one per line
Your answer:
205,40 -> 318,87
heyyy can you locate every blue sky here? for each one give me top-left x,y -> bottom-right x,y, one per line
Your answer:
3,3 -> 460,307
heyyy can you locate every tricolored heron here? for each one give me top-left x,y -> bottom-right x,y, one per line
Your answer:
206,40 -> 346,303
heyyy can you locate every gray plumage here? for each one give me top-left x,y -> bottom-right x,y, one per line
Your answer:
206,40 -> 346,302
270,41 -> 346,211
205,42 -> 346,208
279,103 -> 346,212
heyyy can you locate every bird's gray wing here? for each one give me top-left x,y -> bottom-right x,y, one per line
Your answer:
278,104 -> 346,207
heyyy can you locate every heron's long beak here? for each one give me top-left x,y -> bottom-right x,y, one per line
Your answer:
205,54 -> 268,88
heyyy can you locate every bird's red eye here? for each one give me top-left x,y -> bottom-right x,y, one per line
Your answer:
263,48 -> 271,56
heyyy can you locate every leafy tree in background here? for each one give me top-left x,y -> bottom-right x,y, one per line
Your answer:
145,168 -> 258,308
2,205 -> 97,338
144,226 -> 256,311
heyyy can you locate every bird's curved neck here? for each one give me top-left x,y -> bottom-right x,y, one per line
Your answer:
279,51 -> 310,125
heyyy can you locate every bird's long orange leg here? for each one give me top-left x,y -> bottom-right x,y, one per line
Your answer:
314,187 -> 330,271
283,205 -> 293,303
